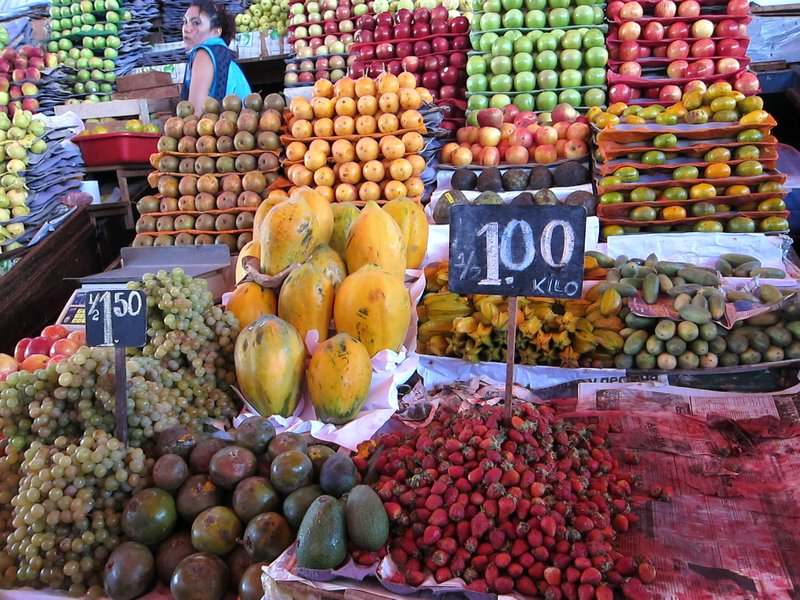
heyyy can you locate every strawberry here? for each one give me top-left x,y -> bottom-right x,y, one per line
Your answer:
434,566 -> 452,583
498,495 -> 517,520
423,525 -> 442,546
638,561 -> 657,584
494,576 -> 514,594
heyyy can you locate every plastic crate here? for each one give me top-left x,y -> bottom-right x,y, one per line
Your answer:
72,132 -> 159,167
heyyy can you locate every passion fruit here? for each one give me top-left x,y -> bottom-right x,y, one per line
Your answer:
242,512 -> 293,562
235,416 -> 276,455
152,454 -> 189,492
270,450 -> 313,495
208,445 -> 258,489
103,541 -> 155,600
232,476 -> 280,523
155,531 -> 194,584
171,553 -> 229,600
191,506 -> 243,555
122,488 -> 177,546
176,474 -> 223,522
267,432 -> 307,460
189,438 -> 231,473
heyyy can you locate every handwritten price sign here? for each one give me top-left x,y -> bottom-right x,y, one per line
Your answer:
85,289 -> 147,348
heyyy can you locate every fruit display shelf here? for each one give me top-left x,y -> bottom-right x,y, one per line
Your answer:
588,85 -> 791,238
132,92 -> 289,250
467,0 -> 608,114
280,75 -> 431,205
284,53 -> 357,87
605,0 -> 759,105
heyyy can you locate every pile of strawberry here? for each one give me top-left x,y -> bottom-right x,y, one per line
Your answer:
363,402 -> 656,599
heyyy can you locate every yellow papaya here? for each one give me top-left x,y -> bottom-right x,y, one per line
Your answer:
307,332 -> 373,424
235,240 -> 261,284
234,315 -> 305,417
253,195 -> 286,241
334,263 -> 411,356
278,262 -> 334,346
329,202 -> 361,258
260,197 -> 320,276
292,186 -> 333,244
345,201 -> 407,279
306,243 -> 347,288
382,197 -> 429,269
226,281 -> 277,328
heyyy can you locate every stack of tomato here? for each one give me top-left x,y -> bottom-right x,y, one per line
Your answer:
589,82 -> 789,239
606,0 -> 759,106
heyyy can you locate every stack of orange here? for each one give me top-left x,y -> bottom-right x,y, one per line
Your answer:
282,72 -> 430,205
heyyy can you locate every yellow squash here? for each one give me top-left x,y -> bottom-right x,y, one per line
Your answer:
345,201 -> 407,279
278,262 -> 334,346
307,332 -> 373,424
334,263 -> 411,356
226,281 -> 276,328
329,202 -> 361,258
382,197 -> 429,269
306,243 -> 347,288
234,315 -> 305,417
260,197 -> 320,275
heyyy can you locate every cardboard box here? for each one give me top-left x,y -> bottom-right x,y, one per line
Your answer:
262,31 -> 288,56
116,71 -> 173,92
130,64 -> 186,85
112,84 -> 181,101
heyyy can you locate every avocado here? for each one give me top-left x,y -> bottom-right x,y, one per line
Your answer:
553,161 -> 590,187
318,453 -> 358,497
474,191 -> 504,205
345,485 -> 389,551
432,190 -> 468,224
534,188 -> 559,205
451,168 -> 477,190
564,190 -> 598,215
502,168 -> 529,191
510,192 -> 534,205
295,495 -> 347,570
476,167 -> 503,192
528,165 -> 553,190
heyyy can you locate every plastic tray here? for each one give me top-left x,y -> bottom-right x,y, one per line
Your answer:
72,131 -> 159,167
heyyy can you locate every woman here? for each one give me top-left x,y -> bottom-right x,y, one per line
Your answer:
181,0 -> 251,114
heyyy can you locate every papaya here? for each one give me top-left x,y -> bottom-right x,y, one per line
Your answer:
333,264 -> 411,357
235,240 -> 261,284
292,186 -> 333,244
307,333 -> 372,424
253,196 -> 285,241
226,282 -> 277,329
306,244 -> 347,288
345,201 -> 407,279
329,202 -> 361,258
382,197 -> 429,270
278,263 -> 334,346
259,197 -> 320,276
234,315 -> 305,417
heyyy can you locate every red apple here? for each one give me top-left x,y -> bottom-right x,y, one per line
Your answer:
643,22 -> 665,41
552,103 -> 579,124
505,145 -> 529,165
430,19 -> 449,36
477,107 -> 504,128
686,58 -> 715,78
452,36 -> 470,51
654,0 -> 677,17
415,41 -> 432,57
513,111 -> 538,128
412,8 -> 430,22
509,127 -> 534,148
67,330 -> 86,345
607,0 -> 624,19
470,143 -> 482,161
394,23 -> 411,39
356,30 -> 373,43
734,71 -> 760,95
564,139 -> 588,160
619,40 -> 641,61
441,66 -> 460,86
691,39 -> 716,58
499,122 -> 516,142
359,45 -> 376,61
402,56 -> 420,72
691,19 -> 715,39
619,22 -> 641,41
497,140 -> 510,160
50,338 -> 80,358
502,104 -> 520,123
727,0 -> 749,15
396,8 -> 412,22
659,84 -> 683,102
667,22 -> 689,39
667,40 -> 690,59
716,19 -> 744,37
619,1 -> 644,19
450,16 -> 470,33
534,144 -> 558,164
553,121 -> 570,139
478,126 -> 502,147
554,139 -> 568,158
534,126 -> 558,146
566,122 -> 590,141
19,354 -> 49,372
431,37 -> 449,54
619,61 -> 642,77
677,0 -> 700,17
25,336 -> 54,358
396,41 -> 413,58
639,45 -> 652,58
41,324 -> 68,341
374,24 -> 392,42
608,83 -> 632,103
357,15 -> 375,30
376,42 -> 395,59
684,80 -> 707,94
478,146 -> 501,166
450,52 -> 467,68
431,5 -> 448,20
13,337 -> 31,362
667,59 -> 689,78
717,57 -> 741,74
653,46 -> 668,57
412,22 -> 430,37
718,38 -> 744,57
421,70 -> 439,90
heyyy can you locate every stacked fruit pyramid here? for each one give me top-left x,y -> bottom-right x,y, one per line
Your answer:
236,0 -> 291,35
349,7 -> 471,129
281,74 -> 428,205
606,0 -> 759,105
284,0 -> 367,87
47,0 -> 128,102
467,0 -> 608,115
132,92 -> 288,251
589,85 -> 789,239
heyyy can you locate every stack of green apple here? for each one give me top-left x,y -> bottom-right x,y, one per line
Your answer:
235,0 -> 291,35
466,0 -> 608,114
47,0 -> 129,102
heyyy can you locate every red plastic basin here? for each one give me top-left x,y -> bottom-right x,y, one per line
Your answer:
72,131 -> 159,167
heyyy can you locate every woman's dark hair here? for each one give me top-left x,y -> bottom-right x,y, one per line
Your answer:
190,0 -> 236,44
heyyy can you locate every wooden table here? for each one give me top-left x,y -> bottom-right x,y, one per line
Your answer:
84,163 -> 153,229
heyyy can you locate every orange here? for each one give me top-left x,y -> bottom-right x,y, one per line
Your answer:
312,118 -> 334,137
661,206 -> 687,220
384,180 -> 407,200
354,77 -> 376,98
313,79 -> 334,99
285,141 -> 307,162
376,72 -> 399,94
688,183 -> 716,199
704,163 -> 731,179
397,72 -> 417,90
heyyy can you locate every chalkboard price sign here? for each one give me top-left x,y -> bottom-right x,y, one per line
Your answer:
448,204 -> 586,298
85,289 -> 147,348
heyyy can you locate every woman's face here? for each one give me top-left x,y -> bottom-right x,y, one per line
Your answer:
182,6 -> 220,50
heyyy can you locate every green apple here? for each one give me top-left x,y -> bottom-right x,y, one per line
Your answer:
47,41 -> 58,52
593,6 -> 605,24
73,82 -> 85,94
479,32 -> 499,53
100,83 -> 113,93
584,67 -> 606,86
502,9 -> 524,28
82,13 -> 96,25
490,56 -> 512,75
104,48 -> 118,59
548,0 -> 570,7
491,37 -> 514,57
85,81 -> 99,94
483,0 -> 501,11
466,111 -> 479,126
583,88 -> 606,107
559,49 -> 582,70
525,0 -> 546,8
572,5 -> 594,25
513,36 -> 533,54
58,38 -> 74,50
548,8 -> 570,26
102,59 -> 115,70
512,52 -> 533,72
525,10 -> 546,27
501,0 -> 523,9
559,88 -> 582,107
585,46 -> 608,68
468,95 -> 490,111
104,72 -> 116,82
526,30 -> 543,44
80,48 -> 93,59
536,91 -> 558,111
536,32 -> 557,52
561,30 -> 582,49
71,14 -> 81,26
77,69 -> 90,82
105,23 -> 118,33
490,74 -> 513,92
467,55 -> 487,76
467,74 -> 488,93
536,69 -> 558,89
534,50 -> 557,71
503,30 -> 523,42
559,69 -> 582,87
76,57 -> 89,69
514,93 -> 535,111
489,94 -> 511,109
94,36 -> 106,49
480,12 -> 501,31
514,72 -> 536,92
582,29 -> 605,48
575,0 -> 595,5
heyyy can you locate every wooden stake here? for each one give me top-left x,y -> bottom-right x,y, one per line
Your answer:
505,296 -> 518,425
114,347 -> 128,446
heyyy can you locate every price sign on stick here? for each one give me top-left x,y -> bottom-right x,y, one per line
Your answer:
85,289 -> 147,445
449,205 -> 586,422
